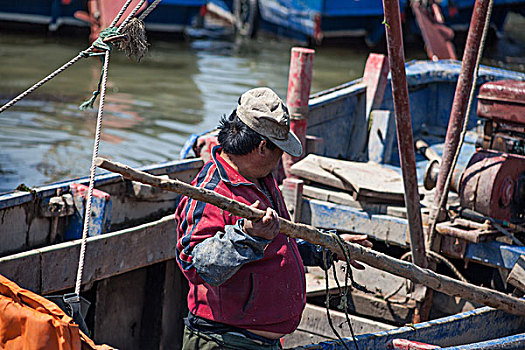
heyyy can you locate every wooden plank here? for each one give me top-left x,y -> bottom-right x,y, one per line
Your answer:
281,303 -> 395,348
282,178 -> 304,222
368,110 -> 396,164
0,214 -> 176,294
507,255 -> 525,293
307,83 -> 368,161
298,307 -> 525,349
302,184 -> 388,214
0,158 -> 203,211
0,249 -> 41,293
291,155 -> 354,192
306,262 -> 410,299
160,259 -> 188,349
305,262 -> 415,324
301,198 -> 409,247
290,154 -> 405,203
94,268 -> 148,349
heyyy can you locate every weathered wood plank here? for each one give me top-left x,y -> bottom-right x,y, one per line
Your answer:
281,303 -> 395,348
301,198 -> 409,247
290,154 -> 405,203
307,83 -> 367,161
160,259 -> 189,349
306,262 -> 410,299
94,268 -> 148,349
282,178 -> 304,222
368,110 -> 396,164
0,249 -> 41,293
507,255 -> 525,293
302,185 -> 388,214
298,307 -> 525,349
0,215 -> 176,294
306,263 -> 416,324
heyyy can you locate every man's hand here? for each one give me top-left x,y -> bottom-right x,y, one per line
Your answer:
243,200 -> 280,241
337,234 -> 373,270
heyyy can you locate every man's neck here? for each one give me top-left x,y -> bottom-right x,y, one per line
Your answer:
221,152 -> 262,185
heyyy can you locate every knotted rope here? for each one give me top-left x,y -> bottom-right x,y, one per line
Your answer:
0,0 -> 150,114
79,27 -> 120,110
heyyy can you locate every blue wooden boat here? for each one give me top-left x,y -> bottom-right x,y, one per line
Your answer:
299,307 -> 525,349
208,0 -> 525,45
0,60 -> 524,348
0,0 -> 206,34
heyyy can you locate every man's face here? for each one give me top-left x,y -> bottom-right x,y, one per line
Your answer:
260,145 -> 283,177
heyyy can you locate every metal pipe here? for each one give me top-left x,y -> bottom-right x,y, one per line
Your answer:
382,0 -> 427,269
428,0 -> 492,249
283,47 -> 315,178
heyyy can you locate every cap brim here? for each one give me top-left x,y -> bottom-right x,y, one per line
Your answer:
268,130 -> 303,158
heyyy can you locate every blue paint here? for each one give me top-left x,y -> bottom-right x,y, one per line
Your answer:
64,184 -> 112,240
298,307 -> 525,349
441,332 -> 525,350
465,241 -> 525,269
0,0 -> 205,32
215,1 -> 525,44
304,198 -> 409,247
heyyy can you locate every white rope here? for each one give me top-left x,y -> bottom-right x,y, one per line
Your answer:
0,54 -> 84,113
119,0 -> 148,29
109,0 -> 135,27
74,51 -> 111,296
139,0 -> 162,21
0,0 -> 147,114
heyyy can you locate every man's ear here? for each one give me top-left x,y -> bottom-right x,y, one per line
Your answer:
258,140 -> 267,155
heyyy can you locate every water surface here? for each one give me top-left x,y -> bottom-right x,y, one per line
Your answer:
1,15 -> 524,193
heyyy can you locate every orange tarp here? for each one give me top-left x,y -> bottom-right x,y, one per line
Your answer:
0,274 -> 112,350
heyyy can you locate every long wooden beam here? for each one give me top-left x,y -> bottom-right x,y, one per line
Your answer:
0,215 -> 175,294
95,157 -> 525,316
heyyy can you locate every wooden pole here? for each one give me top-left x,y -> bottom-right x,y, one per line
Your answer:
283,47 -> 315,178
382,0 -> 431,322
95,157 -> 525,317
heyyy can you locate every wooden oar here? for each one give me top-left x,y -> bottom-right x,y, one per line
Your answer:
95,157 -> 525,316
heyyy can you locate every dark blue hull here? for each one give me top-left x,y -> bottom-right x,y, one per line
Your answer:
0,0 -> 205,33
214,0 -> 525,45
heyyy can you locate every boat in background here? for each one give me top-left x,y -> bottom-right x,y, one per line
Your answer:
207,0 -> 525,47
0,0 -> 206,37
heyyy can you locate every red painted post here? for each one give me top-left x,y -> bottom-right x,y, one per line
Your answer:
382,0 -> 428,270
428,0 -> 492,250
362,53 -> 390,118
283,47 -> 315,178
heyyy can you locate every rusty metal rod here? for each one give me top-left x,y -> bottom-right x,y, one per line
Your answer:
428,0 -> 492,250
382,0 -> 427,269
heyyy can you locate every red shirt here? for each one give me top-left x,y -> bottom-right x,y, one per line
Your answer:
174,146 -> 306,334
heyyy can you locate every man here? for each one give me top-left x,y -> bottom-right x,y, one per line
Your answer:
175,87 -> 371,349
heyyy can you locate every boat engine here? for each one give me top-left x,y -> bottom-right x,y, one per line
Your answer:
422,80 -> 525,253
460,80 -> 525,223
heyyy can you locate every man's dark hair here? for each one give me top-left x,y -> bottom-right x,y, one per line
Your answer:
217,110 -> 277,155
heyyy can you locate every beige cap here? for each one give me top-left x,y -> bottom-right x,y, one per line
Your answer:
236,87 -> 303,157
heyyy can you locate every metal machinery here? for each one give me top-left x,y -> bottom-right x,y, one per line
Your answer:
426,80 -> 525,258
462,81 -> 525,224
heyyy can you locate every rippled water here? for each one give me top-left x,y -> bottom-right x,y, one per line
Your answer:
0,14 -> 524,193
